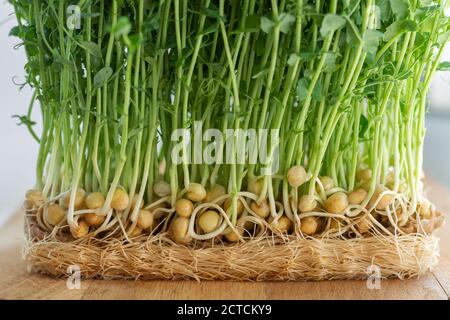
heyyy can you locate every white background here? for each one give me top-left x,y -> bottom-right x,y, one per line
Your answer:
0,2 -> 40,226
0,2 -> 449,226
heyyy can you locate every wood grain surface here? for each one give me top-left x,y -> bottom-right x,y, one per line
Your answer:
0,181 -> 449,300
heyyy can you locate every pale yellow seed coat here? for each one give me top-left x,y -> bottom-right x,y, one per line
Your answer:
370,187 -> 394,210
204,185 -> 226,203
186,183 -> 207,202
153,181 -> 171,198
271,216 -> 292,233
320,176 -> 334,191
137,209 -> 154,230
85,192 -> 105,209
225,228 -> 244,242
287,165 -> 307,188
356,168 -> 372,181
348,188 -> 367,205
70,220 -> 89,239
198,210 -> 220,233
325,192 -> 348,214
356,217 -> 371,234
45,204 -> 65,226
300,216 -> 318,235
111,188 -> 130,211
329,219 -> 342,231
175,198 -> 194,218
26,189 -> 45,207
170,217 -> 191,244
223,198 -> 244,216
298,195 -> 317,213
130,227 -> 143,237
64,188 -> 86,209
250,200 -> 270,219
84,213 -> 106,226
248,180 -> 263,195
418,201 -> 432,219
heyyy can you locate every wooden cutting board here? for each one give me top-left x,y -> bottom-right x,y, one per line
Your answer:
0,180 -> 449,300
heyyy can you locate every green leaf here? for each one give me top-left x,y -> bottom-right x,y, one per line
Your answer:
363,30 -> 384,55
233,15 -> 260,33
201,8 -> 223,20
79,41 -> 102,58
9,26 -> 21,38
415,4 -> 440,19
320,14 -> 346,38
343,0 -> 360,13
199,22 -> 220,36
260,13 -> 295,34
200,7 -> 226,21
261,16 -> 275,33
359,114 -> 369,139
296,78 -> 309,102
346,23 -> 359,45
415,5 -> 440,33
438,30 -> 450,44
287,53 -> 299,66
419,0 -> 434,5
52,51 -> 71,66
255,37 -> 266,56
112,17 -> 131,38
12,115 -> 36,127
377,0 -> 392,23
128,127 -> 144,139
144,15 -> 160,32
323,53 -> 336,73
395,66 -> 413,80
383,20 -> 417,41
278,13 -> 296,34
389,0 -> 410,19
189,3 -> 225,22
312,80 -> 323,102
245,14 -> 261,31
94,66 -> 113,88
437,61 -> 450,71
299,51 -> 317,61
252,68 -> 269,79
128,34 -> 144,51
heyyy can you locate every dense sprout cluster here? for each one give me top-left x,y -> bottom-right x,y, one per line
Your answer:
12,0 -> 448,243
